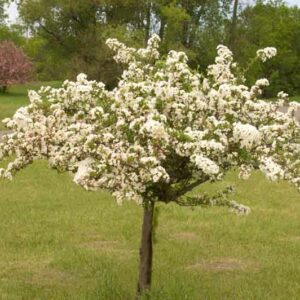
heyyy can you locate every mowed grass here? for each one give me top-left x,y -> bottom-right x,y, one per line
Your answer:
290,96 -> 300,102
0,82 -> 61,130
0,160 -> 299,299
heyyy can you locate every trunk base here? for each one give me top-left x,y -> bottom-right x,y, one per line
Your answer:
136,201 -> 154,298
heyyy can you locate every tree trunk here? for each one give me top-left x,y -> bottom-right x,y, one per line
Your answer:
159,18 -> 165,41
0,86 -> 7,93
144,0 -> 151,46
136,201 -> 154,298
229,0 -> 239,52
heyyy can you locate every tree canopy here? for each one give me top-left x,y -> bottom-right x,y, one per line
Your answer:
1,35 -> 299,203
0,36 -> 299,295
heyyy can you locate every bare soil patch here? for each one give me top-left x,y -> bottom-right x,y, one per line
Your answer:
280,236 -> 300,242
29,267 -> 75,287
80,240 -> 119,251
172,232 -> 198,240
187,258 -> 260,272
0,259 -> 75,288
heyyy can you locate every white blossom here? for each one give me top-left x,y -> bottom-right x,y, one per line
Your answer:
259,157 -> 284,181
256,47 -> 277,62
191,155 -> 220,176
233,123 -> 261,149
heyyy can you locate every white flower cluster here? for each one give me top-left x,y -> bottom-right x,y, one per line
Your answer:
191,155 -> 220,176
239,164 -> 253,180
256,47 -> 277,62
0,35 -> 299,210
259,157 -> 284,181
233,123 -> 261,149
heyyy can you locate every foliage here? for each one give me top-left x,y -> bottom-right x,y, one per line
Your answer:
18,0 -> 134,86
229,0 -> 300,97
0,24 -> 25,45
17,0 -> 231,87
23,35 -> 72,81
0,0 -> 9,24
0,40 -> 32,91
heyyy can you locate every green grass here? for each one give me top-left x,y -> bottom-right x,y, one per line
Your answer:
290,96 -> 300,102
0,160 -> 299,299
263,95 -> 300,103
0,82 -> 61,130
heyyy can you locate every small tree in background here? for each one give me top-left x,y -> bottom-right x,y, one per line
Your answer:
0,41 -> 32,92
0,36 -> 299,297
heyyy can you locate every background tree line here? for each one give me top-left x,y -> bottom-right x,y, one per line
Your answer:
1,0 -> 300,96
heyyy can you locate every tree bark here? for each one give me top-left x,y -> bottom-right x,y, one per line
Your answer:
159,18 -> 165,41
0,86 -> 7,93
136,201 -> 154,298
229,0 -> 239,52
144,0 -> 151,46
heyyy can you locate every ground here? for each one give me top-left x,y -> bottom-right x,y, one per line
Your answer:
0,161 -> 299,299
0,84 -> 300,299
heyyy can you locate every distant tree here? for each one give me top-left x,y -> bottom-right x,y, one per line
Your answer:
0,41 -> 32,92
18,0 -> 232,84
155,0 -> 232,67
0,0 -> 8,24
229,0 -> 239,52
0,24 -> 26,45
18,0 -> 135,86
233,0 -> 300,96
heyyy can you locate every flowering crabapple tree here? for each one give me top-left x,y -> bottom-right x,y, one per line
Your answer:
0,35 -> 299,296
0,41 -> 32,93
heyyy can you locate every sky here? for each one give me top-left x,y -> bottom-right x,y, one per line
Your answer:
6,2 -> 18,24
5,0 -> 300,24
287,0 -> 300,5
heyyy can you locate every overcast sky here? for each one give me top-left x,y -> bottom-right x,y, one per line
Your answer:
5,0 -> 300,24
6,2 -> 18,24
286,0 -> 300,5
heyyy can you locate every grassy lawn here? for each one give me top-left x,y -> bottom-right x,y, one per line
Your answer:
263,95 -> 300,103
0,160 -> 299,299
0,82 -> 61,130
290,96 -> 300,102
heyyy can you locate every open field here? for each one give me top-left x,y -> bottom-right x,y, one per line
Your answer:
0,160 -> 299,299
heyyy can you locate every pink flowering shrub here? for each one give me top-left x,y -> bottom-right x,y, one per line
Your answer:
0,41 -> 32,92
